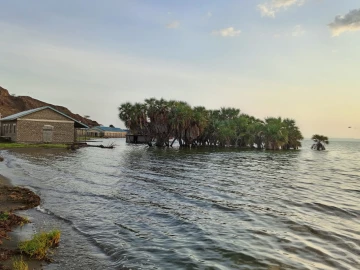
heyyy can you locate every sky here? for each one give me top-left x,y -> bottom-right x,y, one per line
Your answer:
0,0 -> 360,139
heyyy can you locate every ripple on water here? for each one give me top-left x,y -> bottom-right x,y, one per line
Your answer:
1,140 -> 360,269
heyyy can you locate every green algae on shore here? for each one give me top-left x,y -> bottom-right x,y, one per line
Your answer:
0,178 -> 44,269
0,143 -> 67,150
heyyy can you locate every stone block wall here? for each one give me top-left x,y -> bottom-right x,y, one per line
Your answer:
22,108 -> 70,121
103,131 -> 127,138
17,120 -> 74,143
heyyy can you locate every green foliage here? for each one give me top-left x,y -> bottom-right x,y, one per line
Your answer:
311,134 -> 329,150
19,230 -> 61,260
119,98 -> 303,149
19,216 -> 30,227
311,134 -> 329,144
12,256 -> 29,270
0,211 -> 10,221
0,143 -> 67,149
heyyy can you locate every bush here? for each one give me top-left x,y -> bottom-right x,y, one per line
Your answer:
12,256 -> 29,270
18,230 -> 61,260
0,211 -> 9,221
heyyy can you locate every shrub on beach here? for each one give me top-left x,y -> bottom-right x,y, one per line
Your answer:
12,256 -> 29,270
0,211 -> 10,221
18,230 -> 61,260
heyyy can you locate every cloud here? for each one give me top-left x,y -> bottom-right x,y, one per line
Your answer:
166,21 -> 180,29
212,27 -> 241,37
207,11 -> 213,18
328,9 -> 360,36
2,22 -> 282,129
292,25 -> 305,37
258,0 -> 305,18
258,3 -> 276,17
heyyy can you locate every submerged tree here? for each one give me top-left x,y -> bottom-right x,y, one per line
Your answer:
282,118 -> 304,150
311,134 -> 329,150
118,98 -> 303,150
262,117 -> 288,150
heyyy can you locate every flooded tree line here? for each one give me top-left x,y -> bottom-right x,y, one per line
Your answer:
119,98 -> 304,149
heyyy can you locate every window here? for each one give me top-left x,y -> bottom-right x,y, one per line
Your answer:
13,124 -> 16,133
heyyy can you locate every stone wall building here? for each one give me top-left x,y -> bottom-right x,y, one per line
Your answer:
86,126 -> 128,138
0,106 -> 88,143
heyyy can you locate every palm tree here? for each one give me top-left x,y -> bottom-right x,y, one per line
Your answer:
118,102 -> 148,135
147,98 -> 172,146
311,134 -> 329,150
282,118 -> 304,149
232,114 -> 250,147
191,107 -> 209,146
118,102 -> 133,130
244,116 -> 264,149
169,101 -> 193,146
262,117 -> 288,150
119,98 -> 304,150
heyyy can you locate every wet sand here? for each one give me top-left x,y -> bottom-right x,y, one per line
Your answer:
0,174 -> 10,187
0,173 -> 45,269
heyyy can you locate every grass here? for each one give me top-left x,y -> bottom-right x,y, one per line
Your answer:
0,143 -> 67,149
18,230 -> 61,260
19,216 -> 30,227
0,211 -> 10,221
12,256 -> 29,270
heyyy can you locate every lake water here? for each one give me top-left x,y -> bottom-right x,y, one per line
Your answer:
0,139 -> 359,269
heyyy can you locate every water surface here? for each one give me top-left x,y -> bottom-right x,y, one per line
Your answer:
0,139 -> 359,269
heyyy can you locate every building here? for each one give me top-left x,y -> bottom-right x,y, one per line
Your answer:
86,126 -> 128,138
126,134 -> 152,144
0,106 -> 88,143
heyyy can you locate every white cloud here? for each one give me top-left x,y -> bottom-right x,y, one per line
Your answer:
258,0 -> 305,18
328,9 -> 360,36
292,25 -> 305,37
272,0 -> 304,8
258,3 -> 276,17
207,11 -> 213,18
4,22 -> 291,129
166,21 -> 180,29
212,27 -> 241,37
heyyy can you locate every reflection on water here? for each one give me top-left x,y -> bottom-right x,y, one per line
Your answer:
1,139 -> 360,269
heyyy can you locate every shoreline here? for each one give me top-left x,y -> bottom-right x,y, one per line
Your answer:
0,169 -> 45,269
0,144 -> 68,151
0,174 -> 11,187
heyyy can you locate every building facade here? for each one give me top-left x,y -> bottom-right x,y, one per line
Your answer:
86,126 -> 127,138
0,107 -> 88,143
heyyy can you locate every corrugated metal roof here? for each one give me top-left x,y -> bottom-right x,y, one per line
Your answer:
0,107 -> 46,121
0,106 -> 88,128
91,126 -> 126,132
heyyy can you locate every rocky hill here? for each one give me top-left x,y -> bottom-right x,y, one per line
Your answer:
0,86 -> 99,127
